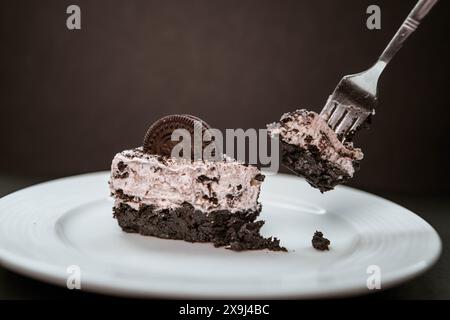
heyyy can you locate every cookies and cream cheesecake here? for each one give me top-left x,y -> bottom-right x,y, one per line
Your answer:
109,115 -> 285,251
268,109 -> 363,192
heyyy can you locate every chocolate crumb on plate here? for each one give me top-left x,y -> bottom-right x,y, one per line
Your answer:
312,231 -> 330,251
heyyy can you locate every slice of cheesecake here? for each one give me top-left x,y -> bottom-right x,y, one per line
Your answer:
268,109 -> 363,192
109,115 -> 285,251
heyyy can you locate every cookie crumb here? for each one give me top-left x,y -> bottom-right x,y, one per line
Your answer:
312,231 -> 330,251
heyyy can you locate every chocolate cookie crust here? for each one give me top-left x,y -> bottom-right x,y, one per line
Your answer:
113,202 -> 286,252
280,140 -> 358,192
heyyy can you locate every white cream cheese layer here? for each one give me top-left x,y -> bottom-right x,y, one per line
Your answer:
110,148 -> 263,213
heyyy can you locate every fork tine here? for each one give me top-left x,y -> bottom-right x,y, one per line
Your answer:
320,96 -> 336,121
321,73 -> 377,140
335,111 -> 358,137
349,114 -> 369,133
327,104 -> 347,129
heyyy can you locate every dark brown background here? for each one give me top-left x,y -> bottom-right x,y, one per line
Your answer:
1,0 -> 449,195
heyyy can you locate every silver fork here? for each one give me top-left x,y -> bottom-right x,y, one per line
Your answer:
320,0 -> 439,142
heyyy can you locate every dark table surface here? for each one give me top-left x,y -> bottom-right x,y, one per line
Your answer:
0,175 -> 448,300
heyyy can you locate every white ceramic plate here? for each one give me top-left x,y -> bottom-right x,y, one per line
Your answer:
0,172 -> 441,298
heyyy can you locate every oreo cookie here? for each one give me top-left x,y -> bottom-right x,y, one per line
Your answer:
143,114 -> 212,158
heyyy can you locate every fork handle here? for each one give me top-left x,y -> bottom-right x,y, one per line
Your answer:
378,0 -> 439,65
